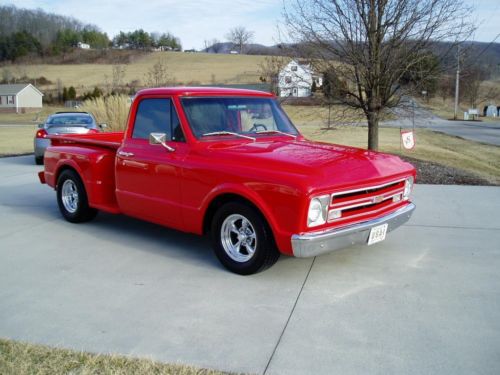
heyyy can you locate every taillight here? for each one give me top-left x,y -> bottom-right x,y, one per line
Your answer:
36,129 -> 48,138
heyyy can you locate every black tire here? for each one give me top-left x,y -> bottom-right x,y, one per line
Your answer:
35,156 -> 43,165
211,202 -> 279,275
56,169 -> 98,223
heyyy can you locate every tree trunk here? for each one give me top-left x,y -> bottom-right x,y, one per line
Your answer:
367,111 -> 379,150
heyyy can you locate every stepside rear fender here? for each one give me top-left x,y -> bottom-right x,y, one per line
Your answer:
44,145 -> 120,214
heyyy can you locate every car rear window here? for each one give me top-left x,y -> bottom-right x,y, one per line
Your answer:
47,115 -> 93,126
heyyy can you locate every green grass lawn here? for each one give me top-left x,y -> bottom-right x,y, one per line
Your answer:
0,338 -> 230,375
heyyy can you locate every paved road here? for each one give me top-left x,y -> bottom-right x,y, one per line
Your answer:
1,155 -> 500,375
383,104 -> 500,146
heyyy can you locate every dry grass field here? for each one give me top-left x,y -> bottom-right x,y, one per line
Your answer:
12,52 -> 270,91
0,338 -> 227,375
0,126 -> 38,155
0,106 -> 66,125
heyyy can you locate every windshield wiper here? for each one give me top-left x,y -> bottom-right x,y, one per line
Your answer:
255,130 -> 297,138
202,131 -> 256,141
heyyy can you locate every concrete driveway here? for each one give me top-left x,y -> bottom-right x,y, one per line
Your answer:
1,155 -> 499,375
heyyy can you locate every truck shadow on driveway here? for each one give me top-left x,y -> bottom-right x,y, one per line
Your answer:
84,212 -> 226,272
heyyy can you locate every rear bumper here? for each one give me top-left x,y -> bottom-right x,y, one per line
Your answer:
291,203 -> 415,257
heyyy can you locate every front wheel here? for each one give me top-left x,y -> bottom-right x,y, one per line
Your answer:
211,202 -> 279,275
57,169 -> 98,223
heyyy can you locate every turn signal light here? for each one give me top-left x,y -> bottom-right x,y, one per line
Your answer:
87,129 -> 100,134
36,129 -> 48,138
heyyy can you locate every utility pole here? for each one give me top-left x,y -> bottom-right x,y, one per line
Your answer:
453,45 -> 460,120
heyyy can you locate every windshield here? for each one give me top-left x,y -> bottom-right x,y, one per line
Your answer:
47,115 -> 93,127
181,97 -> 298,139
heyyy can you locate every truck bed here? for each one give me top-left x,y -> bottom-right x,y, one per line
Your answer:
48,132 -> 124,150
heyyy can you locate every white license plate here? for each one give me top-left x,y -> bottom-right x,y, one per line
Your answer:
367,224 -> 388,245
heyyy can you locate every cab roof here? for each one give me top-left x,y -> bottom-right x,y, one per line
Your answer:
136,86 -> 274,98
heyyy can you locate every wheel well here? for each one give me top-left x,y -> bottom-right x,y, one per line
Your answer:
203,193 -> 270,235
55,165 -> 79,188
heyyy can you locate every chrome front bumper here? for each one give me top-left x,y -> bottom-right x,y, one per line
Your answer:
291,203 -> 416,258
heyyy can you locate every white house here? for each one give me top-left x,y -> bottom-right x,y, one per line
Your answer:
77,42 -> 90,49
278,60 -> 323,97
0,84 -> 43,113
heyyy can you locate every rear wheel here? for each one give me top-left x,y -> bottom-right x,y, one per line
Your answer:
57,169 -> 98,223
211,202 -> 279,275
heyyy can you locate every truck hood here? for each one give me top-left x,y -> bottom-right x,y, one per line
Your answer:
203,138 -> 415,192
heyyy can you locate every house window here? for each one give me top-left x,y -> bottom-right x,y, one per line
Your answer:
285,76 -> 292,84
291,65 -> 298,71
8,96 -> 14,104
0,96 -> 2,105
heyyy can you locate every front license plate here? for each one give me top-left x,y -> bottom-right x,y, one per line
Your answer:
367,224 -> 388,245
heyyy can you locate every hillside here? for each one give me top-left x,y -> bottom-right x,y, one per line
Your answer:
7,52 -> 270,91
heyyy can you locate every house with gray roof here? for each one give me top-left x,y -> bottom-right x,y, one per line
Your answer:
0,84 -> 43,113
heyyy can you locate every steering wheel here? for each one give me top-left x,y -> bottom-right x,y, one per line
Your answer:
248,123 -> 268,132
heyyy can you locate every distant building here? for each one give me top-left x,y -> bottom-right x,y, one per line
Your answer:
278,60 -> 323,97
0,84 -> 43,113
153,46 -> 173,52
485,104 -> 498,117
77,42 -> 90,49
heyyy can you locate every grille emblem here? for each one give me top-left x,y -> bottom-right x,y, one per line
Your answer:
372,195 -> 384,204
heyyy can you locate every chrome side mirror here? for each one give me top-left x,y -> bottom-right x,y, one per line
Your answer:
149,132 -> 175,152
99,123 -> 108,129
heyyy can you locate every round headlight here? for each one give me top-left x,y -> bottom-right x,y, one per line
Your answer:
308,198 -> 322,222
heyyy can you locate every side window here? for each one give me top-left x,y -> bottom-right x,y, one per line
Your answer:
132,98 -> 185,142
132,99 -> 170,139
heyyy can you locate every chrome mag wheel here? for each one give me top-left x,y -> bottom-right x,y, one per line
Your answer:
61,179 -> 79,213
220,214 -> 257,263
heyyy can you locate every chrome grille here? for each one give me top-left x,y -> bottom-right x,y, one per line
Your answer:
328,179 -> 406,222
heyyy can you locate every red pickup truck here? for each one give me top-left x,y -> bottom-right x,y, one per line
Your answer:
39,87 -> 416,274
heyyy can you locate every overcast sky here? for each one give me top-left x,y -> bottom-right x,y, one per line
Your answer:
1,0 -> 499,49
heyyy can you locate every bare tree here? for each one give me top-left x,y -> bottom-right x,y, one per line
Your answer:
258,56 -> 287,95
144,58 -> 172,87
203,38 -> 223,53
226,26 -> 254,54
1,67 -> 13,83
437,75 -> 454,103
461,65 -> 498,109
111,64 -> 126,93
283,0 -> 473,150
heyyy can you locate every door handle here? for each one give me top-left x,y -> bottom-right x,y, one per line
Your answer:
118,151 -> 134,157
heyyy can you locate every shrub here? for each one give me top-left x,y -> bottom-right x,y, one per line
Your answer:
80,95 -> 131,131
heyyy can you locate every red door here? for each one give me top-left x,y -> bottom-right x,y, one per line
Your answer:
115,97 -> 188,230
